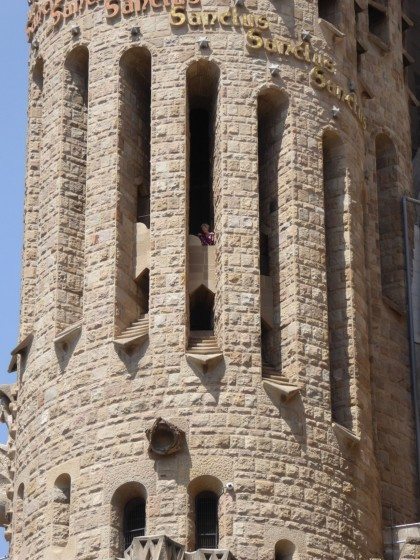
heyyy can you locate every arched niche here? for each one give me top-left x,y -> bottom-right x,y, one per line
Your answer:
257,87 -> 289,370
117,47 -> 152,333
110,481 -> 147,557
187,476 -> 224,552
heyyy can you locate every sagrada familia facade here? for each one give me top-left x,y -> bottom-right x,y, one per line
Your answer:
0,0 -> 419,558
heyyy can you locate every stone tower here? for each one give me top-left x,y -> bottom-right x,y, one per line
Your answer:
1,0 -> 419,559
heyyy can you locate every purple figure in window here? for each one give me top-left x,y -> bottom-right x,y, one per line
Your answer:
198,223 -> 215,246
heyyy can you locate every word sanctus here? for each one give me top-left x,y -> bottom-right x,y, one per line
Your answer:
310,67 -> 367,129
246,30 -> 336,74
170,7 -> 269,30
27,0 -> 199,39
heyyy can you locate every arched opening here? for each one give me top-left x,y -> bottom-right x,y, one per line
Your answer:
110,482 -> 147,557
58,46 -> 89,330
375,134 -> 404,310
190,285 -> 215,332
275,539 -> 296,560
52,474 -> 71,548
187,60 -> 219,237
137,268 -> 150,316
261,320 -> 276,367
187,476 -> 223,552
368,4 -> 389,44
318,0 -> 341,27
117,47 -> 152,332
322,131 -> 353,430
123,498 -> 146,551
257,87 -> 289,371
195,491 -> 219,549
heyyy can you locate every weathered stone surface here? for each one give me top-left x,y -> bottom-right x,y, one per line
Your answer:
6,1 -> 419,559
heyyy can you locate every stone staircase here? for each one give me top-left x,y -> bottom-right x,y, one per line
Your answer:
121,536 -> 234,560
114,314 -> 149,350
186,331 -> 223,370
262,362 -> 300,401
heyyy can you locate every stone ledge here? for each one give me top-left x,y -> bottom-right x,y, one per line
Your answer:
318,18 -> 345,40
114,315 -> 149,350
368,32 -> 390,53
262,378 -> 300,402
121,535 -> 235,560
54,320 -> 83,348
8,333 -> 34,373
332,422 -> 360,448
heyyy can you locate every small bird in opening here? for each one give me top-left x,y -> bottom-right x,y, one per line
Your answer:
198,223 -> 215,246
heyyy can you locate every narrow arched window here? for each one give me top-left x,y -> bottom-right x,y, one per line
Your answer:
187,60 -> 219,237
318,0 -> 341,27
257,87 -> 289,370
110,482 -> 147,557
195,491 -> 219,549
375,134 -> 404,310
275,539 -> 295,560
52,474 -> 71,548
322,131 -> 353,431
123,498 -> 146,550
117,47 -> 151,333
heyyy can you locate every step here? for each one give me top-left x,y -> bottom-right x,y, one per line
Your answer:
188,346 -> 220,354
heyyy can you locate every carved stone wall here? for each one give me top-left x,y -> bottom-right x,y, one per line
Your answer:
7,0 -> 419,559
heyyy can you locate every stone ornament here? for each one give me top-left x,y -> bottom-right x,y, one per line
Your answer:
146,418 -> 185,456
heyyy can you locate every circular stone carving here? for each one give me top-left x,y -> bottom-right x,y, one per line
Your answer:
146,418 -> 185,456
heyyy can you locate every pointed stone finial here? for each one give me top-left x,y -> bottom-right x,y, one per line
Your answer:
268,63 -> 281,76
302,30 -> 311,42
332,106 -> 340,119
197,36 -> 210,49
71,24 -> 80,36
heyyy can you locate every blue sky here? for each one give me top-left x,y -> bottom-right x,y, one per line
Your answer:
0,2 -> 29,555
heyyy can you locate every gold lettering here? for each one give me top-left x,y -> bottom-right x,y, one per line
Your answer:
170,6 -> 186,25
42,1 -> 52,15
276,41 -> 288,55
263,38 -> 276,53
344,92 -> 356,111
52,0 -> 64,26
323,58 -> 335,73
310,66 -> 327,89
284,43 -> 294,57
232,8 -> 239,26
122,0 -> 135,14
63,1 -> 76,17
105,0 -> 120,17
246,29 -> 263,49
241,14 -> 254,28
256,15 -> 269,29
188,11 -> 202,25
202,12 -> 218,26
312,53 -> 322,66
219,10 -> 231,25
294,42 -> 311,62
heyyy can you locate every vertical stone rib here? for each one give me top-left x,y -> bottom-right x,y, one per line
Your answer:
21,58 -> 44,337
56,46 -> 89,333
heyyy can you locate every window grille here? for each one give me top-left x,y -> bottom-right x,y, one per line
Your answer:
123,498 -> 146,550
195,491 -> 219,549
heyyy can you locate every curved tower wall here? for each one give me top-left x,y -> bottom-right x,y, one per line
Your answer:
4,0 -> 419,559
